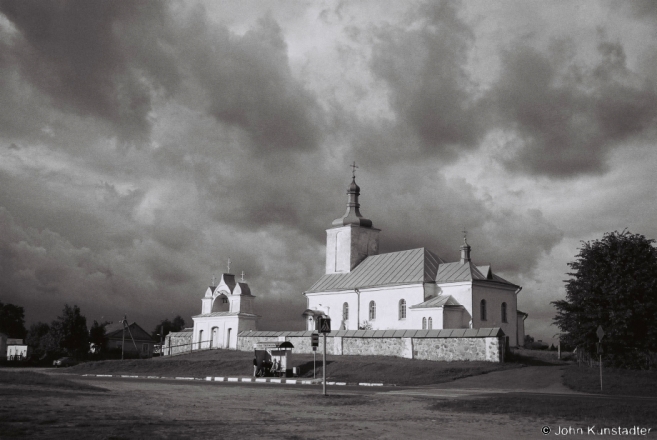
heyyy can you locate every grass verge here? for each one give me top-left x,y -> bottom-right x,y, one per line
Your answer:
431,394 -> 657,426
0,371 -> 106,392
563,364 -> 657,397
66,348 -> 522,386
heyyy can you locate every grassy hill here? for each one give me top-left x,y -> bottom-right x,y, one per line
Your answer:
66,348 -> 523,386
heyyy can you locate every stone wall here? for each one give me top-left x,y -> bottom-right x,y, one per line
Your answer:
163,331 -> 192,356
237,328 -> 505,362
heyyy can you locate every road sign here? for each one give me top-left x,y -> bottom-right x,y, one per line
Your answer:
597,325 -> 605,341
319,317 -> 331,333
311,333 -> 319,347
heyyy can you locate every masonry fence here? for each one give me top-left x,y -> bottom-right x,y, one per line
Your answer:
237,328 -> 506,362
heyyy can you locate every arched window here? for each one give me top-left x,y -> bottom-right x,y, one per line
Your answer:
422,317 -> 427,329
480,299 -> 487,321
501,302 -> 507,323
198,329 -> 203,350
399,299 -> 406,319
369,301 -> 376,320
343,302 -> 349,321
428,317 -> 433,329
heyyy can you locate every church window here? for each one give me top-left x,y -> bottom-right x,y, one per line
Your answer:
369,301 -> 376,320
422,317 -> 427,329
501,302 -> 507,323
480,300 -> 487,321
398,299 -> 406,320
343,302 -> 349,321
428,317 -> 433,329
198,330 -> 204,350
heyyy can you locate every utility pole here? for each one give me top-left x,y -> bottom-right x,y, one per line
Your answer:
121,315 -> 126,360
323,331 -> 327,396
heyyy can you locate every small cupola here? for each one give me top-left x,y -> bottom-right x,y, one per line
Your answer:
460,234 -> 471,264
331,162 -> 373,228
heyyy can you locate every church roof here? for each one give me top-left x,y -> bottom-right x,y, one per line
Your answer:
409,295 -> 461,309
434,261 -> 518,288
435,262 -> 487,282
192,311 -> 259,318
307,249 -> 518,293
306,248 -> 444,293
239,328 -> 505,338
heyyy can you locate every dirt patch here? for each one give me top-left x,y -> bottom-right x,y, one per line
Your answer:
0,377 -> 583,439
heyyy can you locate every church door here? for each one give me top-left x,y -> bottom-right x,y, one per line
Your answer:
211,327 -> 218,348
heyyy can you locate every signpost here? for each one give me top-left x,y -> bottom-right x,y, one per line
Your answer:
597,325 -> 605,392
318,316 -> 331,396
311,333 -> 319,379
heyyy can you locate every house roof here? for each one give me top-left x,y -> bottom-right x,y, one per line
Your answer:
306,248 -> 444,293
409,295 -> 460,309
105,322 -> 154,342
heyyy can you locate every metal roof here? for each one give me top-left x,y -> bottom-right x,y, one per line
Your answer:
238,328 -> 504,338
435,262 -> 487,283
192,311 -> 259,318
306,248 -> 444,292
409,295 -> 460,309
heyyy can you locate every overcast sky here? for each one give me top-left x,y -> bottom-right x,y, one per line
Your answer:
1,0 -> 656,343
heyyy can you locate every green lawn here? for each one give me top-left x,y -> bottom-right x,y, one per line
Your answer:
431,394 -> 657,427
563,364 -> 657,397
65,348 -> 522,386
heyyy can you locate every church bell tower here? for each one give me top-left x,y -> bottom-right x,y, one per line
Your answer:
325,164 -> 380,274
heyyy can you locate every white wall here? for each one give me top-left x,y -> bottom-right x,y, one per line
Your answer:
472,283 -> 519,346
192,315 -> 257,350
306,284 -> 425,330
409,308 -> 443,329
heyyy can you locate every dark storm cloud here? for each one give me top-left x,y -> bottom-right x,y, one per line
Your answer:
176,10 -> 324,154
488,41 -> 657,177
0,0 -> 179,143
367,2 -> 484,160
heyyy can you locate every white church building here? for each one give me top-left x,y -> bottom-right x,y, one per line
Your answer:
191,273 -> 258,350
303,172 -> 526,347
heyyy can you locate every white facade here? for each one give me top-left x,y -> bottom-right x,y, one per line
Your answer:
303,175 -> 526,347
192,273 -> 258,350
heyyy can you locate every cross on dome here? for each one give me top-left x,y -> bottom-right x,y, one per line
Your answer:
350,161 -> 358,179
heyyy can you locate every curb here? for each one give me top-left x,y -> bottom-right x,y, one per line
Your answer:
80,373 -> 391,387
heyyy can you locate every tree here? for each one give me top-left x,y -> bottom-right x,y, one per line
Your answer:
0,301 -> 27,339
523,334 -> 535,348
25,322 -> 52,360
51,304 -> 89,357
89,320 -> 110,353
552,230 -> 657,368
151,315 -> 186,342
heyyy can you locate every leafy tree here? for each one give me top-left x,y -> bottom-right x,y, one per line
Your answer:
25,322 -> 51,359
151,315 -> 186,342
89,320 -> 110,353
523,335 -> 535,348
552,230 -> 657,368
0,301 -> 27,339
51,304 -> 89,357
